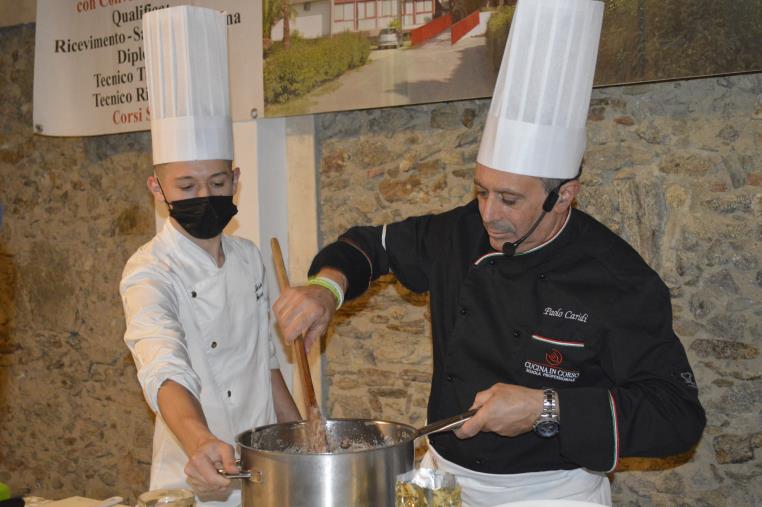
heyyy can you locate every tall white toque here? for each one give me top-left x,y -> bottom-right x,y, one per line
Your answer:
143,6 -> 233,165
477,0 -> 604,179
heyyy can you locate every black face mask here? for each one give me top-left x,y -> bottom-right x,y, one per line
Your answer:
168,195 -> 238,239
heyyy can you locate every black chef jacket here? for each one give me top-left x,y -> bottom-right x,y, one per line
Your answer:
309,200 -> 706,474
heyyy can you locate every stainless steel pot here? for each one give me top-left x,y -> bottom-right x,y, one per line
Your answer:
229,418 -> 415,507
223,411 -> 475,507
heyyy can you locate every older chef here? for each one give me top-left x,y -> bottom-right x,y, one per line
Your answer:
120,6 -> 299,506
273,0 -> 706,505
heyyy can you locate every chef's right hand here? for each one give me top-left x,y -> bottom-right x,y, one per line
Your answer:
184,436 -> 237,493
273,284 -> 337,351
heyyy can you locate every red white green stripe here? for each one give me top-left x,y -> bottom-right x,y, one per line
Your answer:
607,391 -> 620,473
531,334 -> 585,348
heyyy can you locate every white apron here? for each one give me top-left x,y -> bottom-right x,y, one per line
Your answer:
421,445 -> 611,507
121,222 -> 280,507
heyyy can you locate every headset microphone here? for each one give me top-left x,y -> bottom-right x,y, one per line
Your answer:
501,188 -> 563,256
542,189 -> 560,212
502,241 -> 519,256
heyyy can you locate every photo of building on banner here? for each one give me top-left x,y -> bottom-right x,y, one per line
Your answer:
262,0 -> 762,118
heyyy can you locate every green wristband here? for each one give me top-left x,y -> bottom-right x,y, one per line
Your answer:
308,276 -> 344,310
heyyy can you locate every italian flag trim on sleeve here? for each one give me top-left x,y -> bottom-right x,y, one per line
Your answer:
607,391 -> 620,473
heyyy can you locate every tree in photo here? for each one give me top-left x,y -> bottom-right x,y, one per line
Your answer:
283,0 -> 291,49
263,0 -> 296,50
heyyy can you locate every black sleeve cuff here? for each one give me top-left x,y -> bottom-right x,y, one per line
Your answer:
308,240 -> 372,300
557,387 -> 618,472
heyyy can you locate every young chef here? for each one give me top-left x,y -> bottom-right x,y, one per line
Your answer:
120,6 -> 300,506
273,0 -> 706,504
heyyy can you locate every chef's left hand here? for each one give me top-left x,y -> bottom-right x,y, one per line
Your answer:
184,436 -> 237,493
454,384 -> 544,439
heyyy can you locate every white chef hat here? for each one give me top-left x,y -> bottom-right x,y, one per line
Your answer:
477,0 -> 604,179
143,6 -> 233,165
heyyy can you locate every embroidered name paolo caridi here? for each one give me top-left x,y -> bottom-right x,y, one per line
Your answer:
543,307 -> 589,323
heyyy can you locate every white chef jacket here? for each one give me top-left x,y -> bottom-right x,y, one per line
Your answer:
120,220 -> 280,507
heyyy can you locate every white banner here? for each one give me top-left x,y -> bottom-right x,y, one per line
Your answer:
33,0 -> 262,137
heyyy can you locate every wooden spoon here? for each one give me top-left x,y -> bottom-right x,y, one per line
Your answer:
270,238 -> 325,438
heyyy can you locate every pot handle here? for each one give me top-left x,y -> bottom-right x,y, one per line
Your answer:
217,469 -> 251,480
216,467 -> 263,483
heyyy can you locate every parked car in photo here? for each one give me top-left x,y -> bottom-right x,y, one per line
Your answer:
377,28 -> 401,49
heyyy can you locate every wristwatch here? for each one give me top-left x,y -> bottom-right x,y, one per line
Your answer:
533,388 -> 560,438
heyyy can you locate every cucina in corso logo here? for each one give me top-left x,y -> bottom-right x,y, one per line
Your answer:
545,349 -> 563,367
524,346 -> 580,383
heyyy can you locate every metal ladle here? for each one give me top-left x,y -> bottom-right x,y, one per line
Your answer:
329,408 -> 477,450
414,408 -> 478,439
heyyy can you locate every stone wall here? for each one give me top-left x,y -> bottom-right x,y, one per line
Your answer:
0,24 -> 156,501
316,74 -> 762,505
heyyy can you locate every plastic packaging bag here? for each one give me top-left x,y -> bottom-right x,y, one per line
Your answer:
395,468 -> 461,507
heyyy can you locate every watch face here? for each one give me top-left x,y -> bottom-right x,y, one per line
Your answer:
534,420 -> 560,438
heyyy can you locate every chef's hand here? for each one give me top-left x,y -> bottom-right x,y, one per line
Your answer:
184,436 -> 237,493
454,384 -> 544,439
273,269 -> 347,351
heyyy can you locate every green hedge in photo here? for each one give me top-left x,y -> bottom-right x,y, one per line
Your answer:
451,0 -> 484,22
486,6 -> 516,72
264,32 -> 371,104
